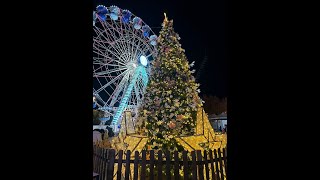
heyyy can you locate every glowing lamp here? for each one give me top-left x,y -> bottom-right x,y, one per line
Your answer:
140,55 -> 148,66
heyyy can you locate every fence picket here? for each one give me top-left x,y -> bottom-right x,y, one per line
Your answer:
107,149 -> 115,180
165,150 -> 171,180
125,150 -> 131,180
150,150 -> 155,180
223,148 -> 227,175
117,150 -> 123,180
141,150 -> 147,180
133,151 -> 139,180
213,149 -> 220,180
92,146 -> 227,180
218,149 -> 224,180
183,151 -> 189,180
158,150 -> 163,180
174,151 -> 179,180
209,150 -> 216,180
102,149 -> 107,180
197,150 -> 204,180
191,151 -> 197,180
204,150 -> 210,180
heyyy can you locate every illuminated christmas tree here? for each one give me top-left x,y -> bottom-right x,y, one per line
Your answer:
137,14 -> 203,152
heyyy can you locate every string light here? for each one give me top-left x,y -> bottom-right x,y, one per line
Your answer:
108,15 -> 227,155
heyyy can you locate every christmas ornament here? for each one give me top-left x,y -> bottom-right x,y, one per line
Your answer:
177,114 -> 184,120
168,121 -> 176,129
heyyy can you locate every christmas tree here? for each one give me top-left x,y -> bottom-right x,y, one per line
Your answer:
137,14 -> 203,152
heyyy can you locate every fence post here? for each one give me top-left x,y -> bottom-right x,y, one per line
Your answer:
149,150 -> 155,180
133,151 -> 139,180
107,149 -> 115,180
165,150 -> 171,180
218,148 -> 225,180
125,150 -> 131,180
141,150 -> 146,180
213,149 -> 220,180
93,146 -> 96,172
102,148 -> 108,180
183,151 -> 189,180
222,148 -> 227,174
197,150 -> 204,180
96,147 -> 102,177
158,150 -> 163,180
174,151 -> 179,180
204,150 -> 210,180
209,150 -> 216,180
191,151 -> 197,180
117,150 -> 123,180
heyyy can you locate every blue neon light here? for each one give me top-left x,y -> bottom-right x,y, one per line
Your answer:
112,66 -> 148,125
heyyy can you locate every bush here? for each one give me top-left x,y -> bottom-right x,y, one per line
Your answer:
93,110 -> 103,125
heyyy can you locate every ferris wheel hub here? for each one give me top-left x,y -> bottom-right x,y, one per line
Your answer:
126,62 -> 138,70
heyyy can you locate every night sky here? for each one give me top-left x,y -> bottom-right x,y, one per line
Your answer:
93,0 -> 227,97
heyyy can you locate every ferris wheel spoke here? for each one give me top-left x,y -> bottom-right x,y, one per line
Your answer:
103,78 -> 121,105
103,21 -> 128,56
95,33 -> 125,58
93,90 -> 106,105
95,69 -> 128,94
121,27 -> 133,60
93,60 -> 125,68
115,22 -> 133,61
130,32 -> 148,54
146,52 -> 155,59
94,25 -> 126,58
94,67 -> 127,76
94,39 -> 118,57
125,27 -> 139,58
95,37 -> 125,59
97,20 -> 120,43
94,27 -> 116,49
93,46 -> 109,58
127,37 -> 139,63
93,43 -> 125,64
113,35 -> 130,61
126,27 -> 141,59
108,72 -> 131,107
132,37 -> 142,63
93,37 -> 110,51
138,42 -> 153,57
95,78 -> 114,100
93,58 -> 126,68
96,36 -> 130,65
130,35 -> 137,61
93,54 -> 125,69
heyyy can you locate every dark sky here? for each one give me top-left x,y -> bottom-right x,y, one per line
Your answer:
93,0 -> 227,97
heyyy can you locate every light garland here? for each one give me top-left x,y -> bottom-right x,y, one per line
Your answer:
109,15 -> 227,155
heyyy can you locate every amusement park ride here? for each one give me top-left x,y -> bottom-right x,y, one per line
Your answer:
93,4 -> 157,132
93,4 -> 226,153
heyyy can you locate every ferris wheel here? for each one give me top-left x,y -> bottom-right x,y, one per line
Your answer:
93,4 -> 158,129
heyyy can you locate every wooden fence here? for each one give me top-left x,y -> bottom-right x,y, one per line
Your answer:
93,146 -> 227,180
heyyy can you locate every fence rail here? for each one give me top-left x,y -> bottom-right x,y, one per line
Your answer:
93,146 -> 227,180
